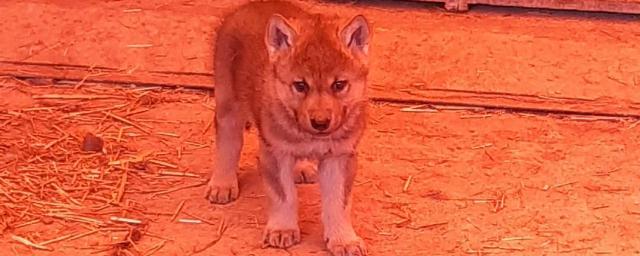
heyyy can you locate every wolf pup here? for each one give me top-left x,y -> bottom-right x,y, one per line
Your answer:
206,1 -> 371,255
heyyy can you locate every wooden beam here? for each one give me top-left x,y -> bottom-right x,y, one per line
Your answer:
407,0 -> 640,13
3,60 -> 639,118
470,0 -> 640,14
375,88 -> 640,118
0,60 -> 214,89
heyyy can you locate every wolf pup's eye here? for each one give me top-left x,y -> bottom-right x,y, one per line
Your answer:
332,80 -> 349,93
292,81 -> 309,94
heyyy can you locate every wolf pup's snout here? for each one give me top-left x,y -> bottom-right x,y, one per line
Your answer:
309,110 -> 332,132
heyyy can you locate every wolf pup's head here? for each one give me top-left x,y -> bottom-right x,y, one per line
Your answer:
264,13 -> 371,137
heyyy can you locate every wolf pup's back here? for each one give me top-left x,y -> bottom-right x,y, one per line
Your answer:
207,1 -> 371,255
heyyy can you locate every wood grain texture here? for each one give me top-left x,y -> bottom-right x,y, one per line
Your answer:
2,0 -> 640,118
3,60 -> 640,118
409,0 -> 640,13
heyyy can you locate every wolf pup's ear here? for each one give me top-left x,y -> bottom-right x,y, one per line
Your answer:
265,14 -> 296,60
341,15 -> 370,57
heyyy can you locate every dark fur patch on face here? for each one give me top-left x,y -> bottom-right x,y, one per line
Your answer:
330,100 -> 367,142
263,101 -> 305,144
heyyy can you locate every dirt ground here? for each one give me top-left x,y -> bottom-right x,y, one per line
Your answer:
3,79 -> 640,256
2,0 -> 640,256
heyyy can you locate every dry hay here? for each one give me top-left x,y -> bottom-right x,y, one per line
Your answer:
0,78 -> 214,254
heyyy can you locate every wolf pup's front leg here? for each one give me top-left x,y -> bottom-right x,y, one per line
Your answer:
259,145 -> 300,248
319,153 -> 366,256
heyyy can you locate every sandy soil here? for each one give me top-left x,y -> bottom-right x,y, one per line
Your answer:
2,80 -> 640,255
1,0 -> 640,256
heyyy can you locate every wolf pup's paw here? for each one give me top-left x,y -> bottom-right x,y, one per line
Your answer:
326,236 -> 367,256
293,159 -> 318,184
262,228 -> 301,248
204,178 -> 239,204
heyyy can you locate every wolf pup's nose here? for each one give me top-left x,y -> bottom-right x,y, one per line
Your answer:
310,117 -> 331,131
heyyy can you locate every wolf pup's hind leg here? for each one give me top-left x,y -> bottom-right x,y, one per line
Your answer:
205,32 -> 244,205
205,103 -> 244,204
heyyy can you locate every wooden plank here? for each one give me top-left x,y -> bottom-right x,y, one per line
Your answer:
3,60 -> 640,118
374,88 -> 640,118
2,0 -> 640,118
0,60 -> 213,89
409,0 -> 640,13
471,0 -> 640,14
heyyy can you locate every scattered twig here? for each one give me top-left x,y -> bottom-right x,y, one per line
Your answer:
143,240 -> 166,256
593,168 -> 621,176
407,221 -> 448,230
472,143 -> 493,150
32,94 -> 124,100
103,111 -> 151,134
171,200 -> 186,222
147,159 -> 178,169
11,235 -> 52,251
190,218 -> 227,255
501,236 -> 533,241
178,218 -> 202,224
156,132 -> 180,138
402,175 -> 413,193
551,181 -> 577,189
127,44 -> 154,48
183,212 -> 217,226
150,181 -> 206,197
123,8 -> 142,13
39,232 -> 79,246
110,216 -> 143,225
158,170 -> 199,178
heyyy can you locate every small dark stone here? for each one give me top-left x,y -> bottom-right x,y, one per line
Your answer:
81,133 -> 104,152
128,227 -> 143,242
40,217 -> 55,225
24,77 -> 54,86
132,162 -> 147,171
